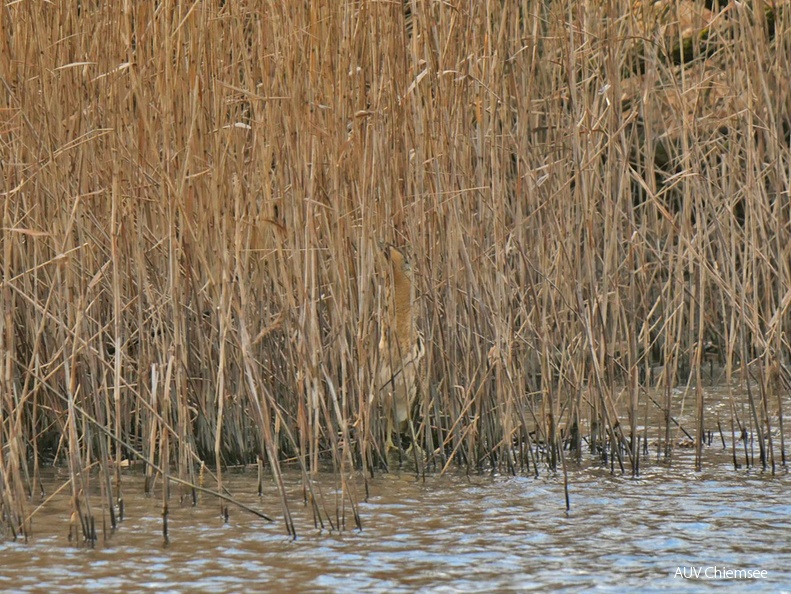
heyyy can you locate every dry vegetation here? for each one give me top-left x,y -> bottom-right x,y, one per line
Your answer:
1,0 -> 790,540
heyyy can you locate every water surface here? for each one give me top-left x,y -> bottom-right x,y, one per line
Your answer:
2,450 -> 789,593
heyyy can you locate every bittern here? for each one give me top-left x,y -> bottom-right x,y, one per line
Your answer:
377,244 -> 425,448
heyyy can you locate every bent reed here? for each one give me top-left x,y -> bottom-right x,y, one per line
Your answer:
1,0 -> 790,539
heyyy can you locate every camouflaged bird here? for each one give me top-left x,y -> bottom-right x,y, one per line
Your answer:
377,244 -> 425,445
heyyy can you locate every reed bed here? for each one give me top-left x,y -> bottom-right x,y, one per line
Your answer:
1,0 -> 790,540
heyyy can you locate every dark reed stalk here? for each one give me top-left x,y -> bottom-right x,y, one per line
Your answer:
775,364 -> 788,466
757,363 -> 776,475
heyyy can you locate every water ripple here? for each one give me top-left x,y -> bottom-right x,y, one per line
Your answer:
2,461 -> 790,593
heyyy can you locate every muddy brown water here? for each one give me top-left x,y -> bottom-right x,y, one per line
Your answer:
2,385 -> 791,593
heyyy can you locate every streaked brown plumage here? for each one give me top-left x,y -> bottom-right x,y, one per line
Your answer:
377,245 -> 424,440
